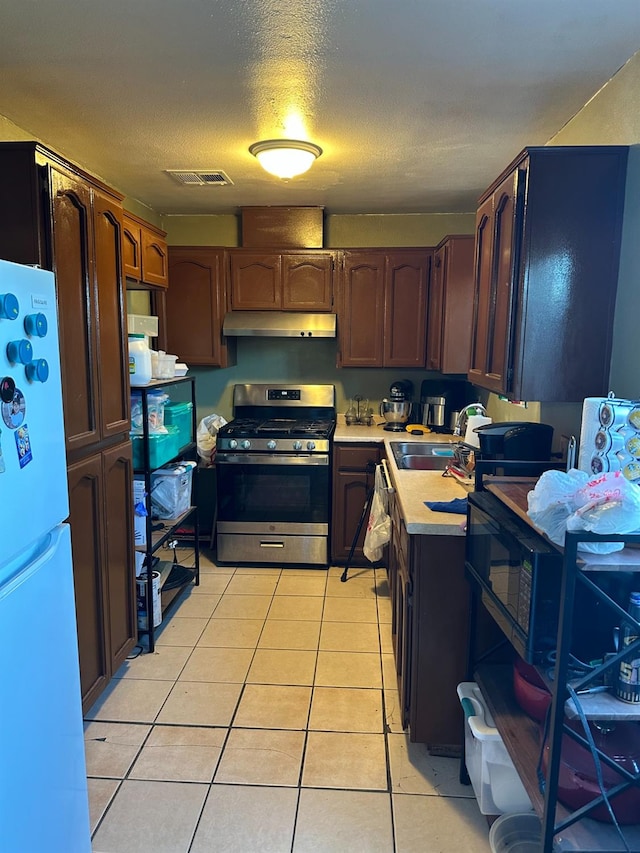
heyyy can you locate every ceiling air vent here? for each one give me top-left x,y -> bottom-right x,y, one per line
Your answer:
165,170 -> 233,186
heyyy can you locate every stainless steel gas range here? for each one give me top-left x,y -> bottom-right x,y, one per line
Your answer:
215,384 -> 336,566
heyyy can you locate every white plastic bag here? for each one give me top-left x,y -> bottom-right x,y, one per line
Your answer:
363,465 -> 391,563
196,413 -> 227,463
527,469 -> 640,553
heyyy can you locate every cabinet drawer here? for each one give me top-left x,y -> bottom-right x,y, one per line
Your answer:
334,443 -> 381,471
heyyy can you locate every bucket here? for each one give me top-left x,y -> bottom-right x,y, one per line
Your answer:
136,570 -> 162,629
489,813 -> 542,853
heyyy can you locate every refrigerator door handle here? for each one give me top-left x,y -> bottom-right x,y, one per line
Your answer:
0,525 -> 63,597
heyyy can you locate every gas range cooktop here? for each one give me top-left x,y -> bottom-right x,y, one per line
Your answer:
217,384 -> 337,455
222,418 -> 335,439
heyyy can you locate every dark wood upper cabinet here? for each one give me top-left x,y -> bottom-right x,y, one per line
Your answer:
122,216 -> 142,280
427,235 -> 475,374
468,146 -> 628,401
281,253 -> 333,310
48,162 -> 101,452
338,249 -> 431,368
338,253 -> 385,367
228,249 -> 335,311
93,189 -> 130,439
384,251 -> 431,368
157,246 -> 234,368
123,212 -> 168,289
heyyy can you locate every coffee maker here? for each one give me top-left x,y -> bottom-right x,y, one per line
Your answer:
380,379 -> 414,431
419,379 -> 471,433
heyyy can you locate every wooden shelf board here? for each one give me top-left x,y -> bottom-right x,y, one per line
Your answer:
474,663 -> 640,851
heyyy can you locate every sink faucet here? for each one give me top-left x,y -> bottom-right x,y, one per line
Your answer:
453,403 -> 487,437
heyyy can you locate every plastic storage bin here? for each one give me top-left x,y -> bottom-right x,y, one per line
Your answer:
150,462 -> 196,519
130,390 -> 167,434
457,682 -> 532,815
164,401 -> 193,449
132,425 -> 180,469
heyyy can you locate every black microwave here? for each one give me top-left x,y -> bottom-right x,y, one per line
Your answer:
466,490 -> 568,664
466,489 -> 633,666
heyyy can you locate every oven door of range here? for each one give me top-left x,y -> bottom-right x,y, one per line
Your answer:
215,453 -> 330,565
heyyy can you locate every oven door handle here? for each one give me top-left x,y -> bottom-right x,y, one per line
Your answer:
216,454 -> 329,466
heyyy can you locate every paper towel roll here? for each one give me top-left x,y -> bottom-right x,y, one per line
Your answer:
464,415 -> 492,447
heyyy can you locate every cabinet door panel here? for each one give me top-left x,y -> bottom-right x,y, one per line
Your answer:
103,441 -> 136,670
426,246 -> 445,370
49,164 -> 100,453
440,236 -> 475,375
93,189 -> 130,438
331,444 -> 381,564
339,255 -> 384,366
141,227 -> 168,287
230,253 -> 281,309
122,216 -> 142,280
331,472 -> 369,563
67,452 -> 108,712
384,252 -> 430,368
282,253 -> 333,310
486,173 -> 520,392
164,248 -> 228,366
468,197 -> 494,384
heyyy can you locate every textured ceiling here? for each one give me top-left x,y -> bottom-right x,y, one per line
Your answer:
1,0 -> 639,216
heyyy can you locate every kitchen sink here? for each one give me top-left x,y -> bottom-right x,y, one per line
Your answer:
390,441 -> 455,471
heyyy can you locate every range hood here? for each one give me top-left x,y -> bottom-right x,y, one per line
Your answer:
223,311 -> 336,338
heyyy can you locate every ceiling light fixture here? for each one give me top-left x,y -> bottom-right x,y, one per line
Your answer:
249,139 -> 322,179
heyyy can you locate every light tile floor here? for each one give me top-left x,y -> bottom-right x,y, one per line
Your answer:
86,548 -> 491,853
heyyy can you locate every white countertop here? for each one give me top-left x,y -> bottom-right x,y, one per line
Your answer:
334,416 -> 469,536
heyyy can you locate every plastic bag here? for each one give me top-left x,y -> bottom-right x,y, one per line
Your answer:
527,469 -> 640,553
196,413 -> 227,464
363,465 -> 391,563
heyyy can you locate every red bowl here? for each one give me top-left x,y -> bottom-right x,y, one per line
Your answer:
513,657 -> 552,723
542,719 -> 640,824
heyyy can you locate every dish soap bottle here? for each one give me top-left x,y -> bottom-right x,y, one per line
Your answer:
616,590 -> 640,703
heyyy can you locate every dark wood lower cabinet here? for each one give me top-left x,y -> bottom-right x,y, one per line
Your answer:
67,440 -> 136,713
389,490 -> 469,753
331,443 -> 382,565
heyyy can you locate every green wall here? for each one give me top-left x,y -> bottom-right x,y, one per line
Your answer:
160,211 -> 476,248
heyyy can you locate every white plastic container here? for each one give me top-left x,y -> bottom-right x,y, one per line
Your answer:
128,334 -> 152,386
489,812 -> 542,853
457,682 -> 532,815
127,313 -> 159,338
150,461 -> 195,519
157,353 -> 178,379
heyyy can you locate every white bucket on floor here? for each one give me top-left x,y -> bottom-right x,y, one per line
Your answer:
489,813 -> 542,853
137,570 -> 162,629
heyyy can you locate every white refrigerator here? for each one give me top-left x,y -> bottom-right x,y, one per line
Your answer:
0,259 -> 91,852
